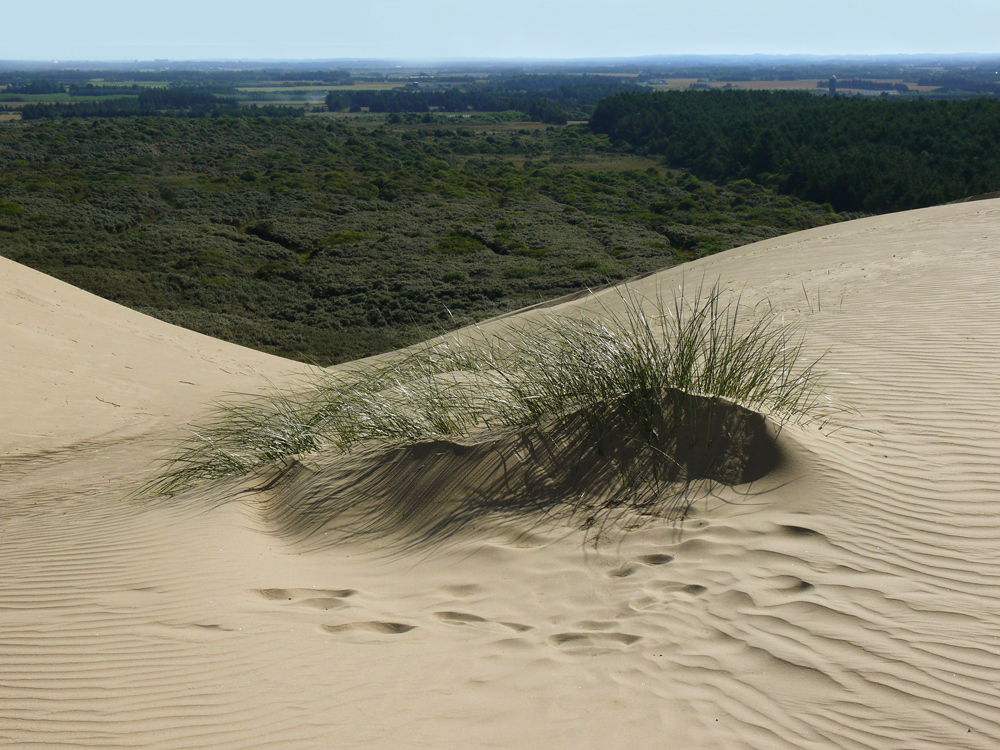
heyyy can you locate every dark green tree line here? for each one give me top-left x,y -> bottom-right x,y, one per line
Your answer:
590,90 -> 1000,212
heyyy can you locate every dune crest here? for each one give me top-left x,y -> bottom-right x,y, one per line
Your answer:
5,200 -> 1000,748
0,257 -> 304,458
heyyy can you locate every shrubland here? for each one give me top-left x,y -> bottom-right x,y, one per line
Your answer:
0,115 -> 846,365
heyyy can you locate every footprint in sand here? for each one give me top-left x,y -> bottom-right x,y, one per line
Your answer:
547,619 -> 642,649
638,553 -> 674,566
322,621 -> 415,635
607,564 -> 638,578
771,576 -> 815,595
435,610 -> 533,632
435,610 -> 489,625
256,589 -> 415,636
608,554 -> 674,579
648,581 -> 707,596
786,578 -> 814,592
549,631 -> 642,648
779,524 -> 825,539
255,587 -> 357,611
440,584 -> 481,598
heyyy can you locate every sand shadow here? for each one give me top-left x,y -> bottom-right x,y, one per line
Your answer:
246,389 -> 782,554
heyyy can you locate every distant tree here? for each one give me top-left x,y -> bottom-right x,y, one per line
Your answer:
5,79 -> 65,95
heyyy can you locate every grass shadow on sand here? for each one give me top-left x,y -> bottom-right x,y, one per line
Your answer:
240,388 -> 784,553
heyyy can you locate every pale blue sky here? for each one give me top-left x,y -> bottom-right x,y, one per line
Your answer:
2,0 -> 998,61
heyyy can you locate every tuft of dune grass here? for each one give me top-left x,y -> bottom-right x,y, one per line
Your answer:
142,281 -> 835,498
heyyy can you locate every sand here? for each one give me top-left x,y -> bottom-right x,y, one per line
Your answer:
4,199 -> 1000,748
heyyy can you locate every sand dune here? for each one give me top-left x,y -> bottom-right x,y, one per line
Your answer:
4,200 -> 1000,748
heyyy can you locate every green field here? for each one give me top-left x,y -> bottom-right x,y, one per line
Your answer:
237,85 -> 371,92
0,93 -> 75,103
94,80 -> 169,87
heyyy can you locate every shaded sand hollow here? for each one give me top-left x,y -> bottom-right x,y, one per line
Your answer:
4,199 -> 1000,749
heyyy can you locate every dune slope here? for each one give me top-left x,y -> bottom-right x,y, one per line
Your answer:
3,200 -> 1000,749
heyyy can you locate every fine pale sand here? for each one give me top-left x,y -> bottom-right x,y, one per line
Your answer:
4,200 -> 1000,748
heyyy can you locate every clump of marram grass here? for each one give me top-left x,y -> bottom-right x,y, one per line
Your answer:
142,282 -> 833,498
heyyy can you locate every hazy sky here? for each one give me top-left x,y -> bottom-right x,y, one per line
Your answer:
3,0 -> 998,61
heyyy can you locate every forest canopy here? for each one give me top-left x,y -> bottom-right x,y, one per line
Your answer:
590,90 -> 1000,212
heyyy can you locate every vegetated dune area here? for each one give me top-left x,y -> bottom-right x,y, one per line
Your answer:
4,198 -> 1000,750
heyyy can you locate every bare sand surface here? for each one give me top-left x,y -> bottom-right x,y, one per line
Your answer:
4,200 -> 1000,748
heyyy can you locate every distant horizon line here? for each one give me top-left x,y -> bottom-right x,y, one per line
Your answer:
3,52 -> 1000,68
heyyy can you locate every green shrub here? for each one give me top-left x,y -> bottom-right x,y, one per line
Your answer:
323,230 -> 367,246
434,231 -> 486,255
504,265 -> 544,279
512,245 -> 549,258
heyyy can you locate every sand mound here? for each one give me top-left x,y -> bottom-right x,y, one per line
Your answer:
5,199 -> 1000,749
250,388 -> 782,552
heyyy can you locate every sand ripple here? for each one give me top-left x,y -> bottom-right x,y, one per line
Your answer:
5,201 -> 1000,747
